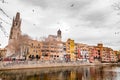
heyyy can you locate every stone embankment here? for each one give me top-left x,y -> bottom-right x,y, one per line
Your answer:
0,61 -> 118,70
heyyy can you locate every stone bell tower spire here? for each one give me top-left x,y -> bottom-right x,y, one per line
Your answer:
9,12 -> 21,42
57,29 -> 62,41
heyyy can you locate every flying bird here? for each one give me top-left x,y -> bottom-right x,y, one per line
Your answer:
32,9 -> 34,12
70,4 -> 74,7
115,32 -> 120,35
2,0 -> 4,3
33,24 -> 36,26
1,0 -> 8,4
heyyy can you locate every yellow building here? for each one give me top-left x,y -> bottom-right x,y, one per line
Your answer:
66,38 -> 75,61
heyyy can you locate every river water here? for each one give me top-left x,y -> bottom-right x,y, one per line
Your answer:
0,65 -> 120,80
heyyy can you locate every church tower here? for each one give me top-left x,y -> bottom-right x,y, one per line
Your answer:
6,12 -> 22,55
57,29 -> 62,41
9,12 -> 21,43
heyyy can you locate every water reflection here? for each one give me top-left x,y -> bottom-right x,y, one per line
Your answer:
0,65 -> 120,80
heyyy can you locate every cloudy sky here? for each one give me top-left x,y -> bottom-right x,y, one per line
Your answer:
0,0 -> 120,50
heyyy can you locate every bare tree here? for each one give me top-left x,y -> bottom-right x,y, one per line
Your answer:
112,1 -> 120,15
7,34 -> 31,58
18,35 -> 31,58
7,38 -> 20,55
113,1 -> 120,10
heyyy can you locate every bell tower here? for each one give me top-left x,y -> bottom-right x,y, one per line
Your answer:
6,12 -> 22,55
9,12 -> 21,43
57,29 -> 61,41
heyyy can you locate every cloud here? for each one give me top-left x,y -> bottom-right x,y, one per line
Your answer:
82,10 -> 109,28
18,0 -> 114,30
19,0 -> 93,8
18,0 -> 94,19
0,0 -> 120,50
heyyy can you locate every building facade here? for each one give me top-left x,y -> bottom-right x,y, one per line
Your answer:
5,12 -> 119,62
66,38 -> 75,61
27,29 -> 63,61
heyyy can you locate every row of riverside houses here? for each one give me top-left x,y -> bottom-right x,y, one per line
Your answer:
2,12 -> 119,63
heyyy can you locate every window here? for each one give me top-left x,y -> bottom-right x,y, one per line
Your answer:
42,53 -> 48,56
33,50 -> 35,52
50,55 -> 53,57
31,43 -> 33,46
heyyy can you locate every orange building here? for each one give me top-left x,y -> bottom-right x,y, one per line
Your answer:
27,29 -> 63,61
90,43 -> 117,63
27,40 -> 42,60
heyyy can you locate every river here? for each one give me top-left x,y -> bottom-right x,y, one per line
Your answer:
0,65 -> 120,80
